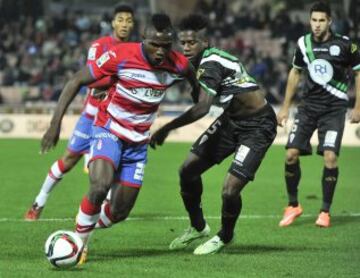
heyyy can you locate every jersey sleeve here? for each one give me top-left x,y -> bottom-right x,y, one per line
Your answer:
349,41 -> 360,71
88,50 -> 119,80
86,42 -> 103,66
197,60 -> 224,96
88,76 -> 116,89
169,51 -> 190,75
292,44 -> 305,69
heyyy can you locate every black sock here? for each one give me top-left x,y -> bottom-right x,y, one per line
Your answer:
285,161 -> 301,207
180,177 -> 205,231
217,194 -> 242,244
321,167 -> 339,212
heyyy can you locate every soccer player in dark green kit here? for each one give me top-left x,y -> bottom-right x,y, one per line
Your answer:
150,14 -> 277,254
277,1 -> 360,228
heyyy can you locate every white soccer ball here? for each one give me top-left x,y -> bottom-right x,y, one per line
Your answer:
44,230 -> 84,268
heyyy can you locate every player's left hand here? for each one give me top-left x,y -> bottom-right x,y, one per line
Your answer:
41,124 -> 61,154
350,109 -> 360,123
149,127 -> 170,149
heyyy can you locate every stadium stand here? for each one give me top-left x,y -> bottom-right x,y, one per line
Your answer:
0,0 -> 358,113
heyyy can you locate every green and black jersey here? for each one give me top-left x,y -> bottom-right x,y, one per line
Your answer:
197,47 -> 259,107
293,33 -> 360,109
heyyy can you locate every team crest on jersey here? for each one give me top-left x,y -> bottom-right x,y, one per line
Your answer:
96,52 -> 110,68
157,72 -> 168,84
308,59 -> 333,85
329,45 -> 340,56
197,68 -> 205,80
97,139 -> 103,150
88,47 -> 97,60
351,43 -> 358,53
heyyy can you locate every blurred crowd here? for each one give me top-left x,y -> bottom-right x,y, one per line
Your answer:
0,0 -> 357,108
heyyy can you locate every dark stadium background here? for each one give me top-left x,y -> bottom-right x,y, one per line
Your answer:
0,0 -> 359,112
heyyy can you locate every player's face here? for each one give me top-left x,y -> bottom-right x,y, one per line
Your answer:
310,12 -> 331,40
112,12 -> 134,41
178,31 -> 208,63
143,30 -> 173,66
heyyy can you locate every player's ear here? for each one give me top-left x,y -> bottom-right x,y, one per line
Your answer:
203,39 -> 209,48
141,27 -> 148,40
112,19 -> 116,29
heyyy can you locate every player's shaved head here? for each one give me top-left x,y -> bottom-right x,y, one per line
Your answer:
143,13 -> 174,41
142,14 -> 175,66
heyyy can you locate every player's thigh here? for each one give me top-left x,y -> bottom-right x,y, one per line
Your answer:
88,126 -> 123,188
89,126 -> 122,170
61,150 -> 83,169
180,152 -> 215,177
87,158 -> 115,204
229,109 -> 277,181
115,143 -> 148,188
89,158 -> 115,186
222,172 -> 249,197
286,108 -> 317,155
317,109 -> 346,156
191,114 -> 236,166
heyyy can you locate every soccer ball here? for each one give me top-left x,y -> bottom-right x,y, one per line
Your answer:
44,230 -> 84,268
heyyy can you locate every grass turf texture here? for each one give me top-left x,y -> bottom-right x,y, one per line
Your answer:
0,139 -> 359,277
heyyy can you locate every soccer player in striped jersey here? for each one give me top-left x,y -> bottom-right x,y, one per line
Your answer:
277,1 -> 360,228
24,4 -> 135,220
40,13 -> 199,262
150,14 -> 277,255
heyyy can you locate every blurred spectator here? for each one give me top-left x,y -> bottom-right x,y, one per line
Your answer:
0,0 -> 357,108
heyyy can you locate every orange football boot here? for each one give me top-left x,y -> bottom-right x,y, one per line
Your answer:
24,203 -> 44,221
315,212 -> 331,228
279,205 -> 303,227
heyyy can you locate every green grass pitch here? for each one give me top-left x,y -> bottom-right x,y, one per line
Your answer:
0,139 -> 359,277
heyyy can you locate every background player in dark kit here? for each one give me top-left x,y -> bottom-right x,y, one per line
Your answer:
277,1 -> 360,228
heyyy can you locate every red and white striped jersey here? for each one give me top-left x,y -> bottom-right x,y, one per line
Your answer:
82,35 -> 122,118
88,42 -> 189,143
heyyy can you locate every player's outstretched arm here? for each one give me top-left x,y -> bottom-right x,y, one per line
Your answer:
277,67 -> 301,127
350,71 -> 360,123
150,88 -> 213,149
41,67 -> 95,153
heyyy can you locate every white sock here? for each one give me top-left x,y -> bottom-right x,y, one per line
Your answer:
76,196 -> 101,244
95,202 -> 114,229
84,153 -> 90,169
105,189 -> 112,201
34,160 -> 66,207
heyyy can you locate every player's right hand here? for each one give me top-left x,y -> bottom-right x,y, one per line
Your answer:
276,107 -> 289,127
149,127 -> 170,150
41,124 -> 61,154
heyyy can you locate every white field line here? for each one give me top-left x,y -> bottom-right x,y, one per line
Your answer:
1,213 -> 360,222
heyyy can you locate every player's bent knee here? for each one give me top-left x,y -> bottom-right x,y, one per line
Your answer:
221,190 -> 239,202
179,163 -> 191,180
62,152 -> 81,170
323,151 -> 337,167
285,149 -> 300,164
88,176 -> 113,204
88,186 -> 109,205
110,207 -> 131,223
